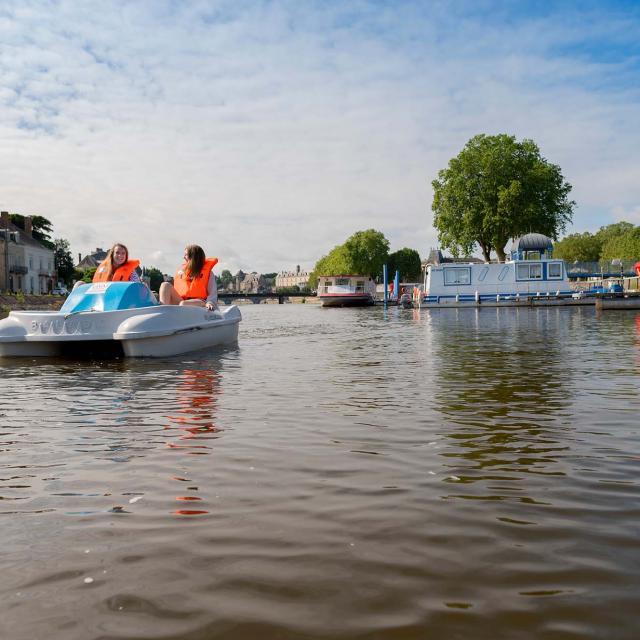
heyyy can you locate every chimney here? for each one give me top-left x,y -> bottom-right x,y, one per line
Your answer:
78,253 -> 82,264
24,216 -> 33,236
0,211 -> 8,228
296,264 -> 300,274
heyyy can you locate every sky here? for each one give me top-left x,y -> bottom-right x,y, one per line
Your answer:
1,0 -> 639,275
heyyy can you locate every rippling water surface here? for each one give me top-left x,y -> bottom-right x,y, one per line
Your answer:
1,304 -> 639,639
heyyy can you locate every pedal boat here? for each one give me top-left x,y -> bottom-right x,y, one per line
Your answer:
0,282 -> 241,358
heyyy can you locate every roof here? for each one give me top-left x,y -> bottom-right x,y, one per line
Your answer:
0,220 -> 53,251
77,249 -> 108,269
511,233 -> 554,251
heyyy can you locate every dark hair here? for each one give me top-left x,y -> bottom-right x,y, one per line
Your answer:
184,245 -> 205,279
105,243 -> 129,280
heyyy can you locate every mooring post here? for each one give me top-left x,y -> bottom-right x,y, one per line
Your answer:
394,270 -> 400,302
383,264 -> 388,305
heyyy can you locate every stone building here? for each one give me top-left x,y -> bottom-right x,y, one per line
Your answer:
0,211 -> 56,294
275,265 -> 309,289
239,272 -> 267,294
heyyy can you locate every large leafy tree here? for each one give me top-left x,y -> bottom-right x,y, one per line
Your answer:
343,229 -> 389,277
309,229 -> 390,287
387,248 -> 422,281
432,134 -> 575,262
10,214 -> 55,249
54,238 -> 75,285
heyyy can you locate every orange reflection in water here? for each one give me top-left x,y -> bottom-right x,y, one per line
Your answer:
165,368 -> 222,516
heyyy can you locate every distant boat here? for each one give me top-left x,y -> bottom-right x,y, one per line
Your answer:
317,275 -> 376,307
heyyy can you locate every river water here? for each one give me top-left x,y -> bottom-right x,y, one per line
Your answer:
1,304 -> 639,639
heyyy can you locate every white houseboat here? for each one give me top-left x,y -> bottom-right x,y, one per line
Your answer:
317,275 -> 376,307
419,233 -> 593,308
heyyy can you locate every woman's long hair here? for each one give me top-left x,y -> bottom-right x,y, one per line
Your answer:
184,245 -> 206,279
105,243 -> 129,280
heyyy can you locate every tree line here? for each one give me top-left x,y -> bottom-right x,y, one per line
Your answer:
308,229 -> 422,288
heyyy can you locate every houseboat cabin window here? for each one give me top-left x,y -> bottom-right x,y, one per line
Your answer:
335,278 -> 350,286
356,280 -> 364,292
498,266 -> 509,281
477,267 -> 489,282
524,250 -> 541,260
548,262 -> 563,279
444,268 -> 471,285
516,263 -> 543,280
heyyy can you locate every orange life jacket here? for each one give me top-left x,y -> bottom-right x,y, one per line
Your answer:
174,257 -> 218,300
93,259 -> 140,283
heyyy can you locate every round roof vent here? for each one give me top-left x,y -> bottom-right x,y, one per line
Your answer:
511,233 -> 554,251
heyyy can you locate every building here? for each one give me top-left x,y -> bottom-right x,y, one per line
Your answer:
275,265 -> 309,290
0,211 -> 56,294
239,272 -> 268,294
76,248 -> 108,270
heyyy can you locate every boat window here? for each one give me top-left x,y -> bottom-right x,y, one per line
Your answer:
444,268 -> 471,285
548,262 -> 562,279
498,266 -> 510,281
336,278 -> 350,286
356,280 -> 364,292
477,267 -> 489,282
516,263 -> 543,280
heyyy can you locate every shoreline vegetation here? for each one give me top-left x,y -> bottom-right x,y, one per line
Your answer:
1,293 -> 65,315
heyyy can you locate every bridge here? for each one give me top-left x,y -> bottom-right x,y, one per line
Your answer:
218,292 -> 317,305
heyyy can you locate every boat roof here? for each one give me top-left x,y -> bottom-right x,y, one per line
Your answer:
511,233 -> 554,251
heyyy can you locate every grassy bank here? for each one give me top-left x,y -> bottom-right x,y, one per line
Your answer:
0,293 -> 65,314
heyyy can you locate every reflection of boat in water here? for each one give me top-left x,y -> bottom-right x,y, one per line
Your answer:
317,275 -> 376,307
0,282 -> 241,357
419,233 -> 595,309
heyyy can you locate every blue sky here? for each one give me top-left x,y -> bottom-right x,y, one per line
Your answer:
1,0 -> 639,273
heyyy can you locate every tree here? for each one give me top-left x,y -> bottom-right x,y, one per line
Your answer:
343,229 -> 390,277
309,230 -> 389,286
10,214 -> 55,249
54,238 -> 75,285
387,248 -> 422,281
78,267 -> 97,283
552,232 -> 602,262
432,134 -> 575,262
218,269 -> 233,290
144,266 -> 164,292
595,221 -> 635,248
601,227 -> 640,261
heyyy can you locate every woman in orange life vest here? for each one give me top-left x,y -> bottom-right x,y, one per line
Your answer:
73,243 -> 141,289
93,243 -> 141,283
159,244 -> 219,311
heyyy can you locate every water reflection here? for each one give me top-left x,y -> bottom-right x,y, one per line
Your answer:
165,367 -> 222,516
425,308 -> 574,503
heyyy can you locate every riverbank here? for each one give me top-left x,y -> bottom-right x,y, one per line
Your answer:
0,293 -> 65,314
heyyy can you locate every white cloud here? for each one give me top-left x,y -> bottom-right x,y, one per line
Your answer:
0,0 -> 639,272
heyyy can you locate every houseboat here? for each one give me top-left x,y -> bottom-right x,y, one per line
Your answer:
317,275 -> 376,307
418,233 -> 593,308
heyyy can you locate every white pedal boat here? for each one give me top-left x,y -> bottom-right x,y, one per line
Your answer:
0,282 -> 241,358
